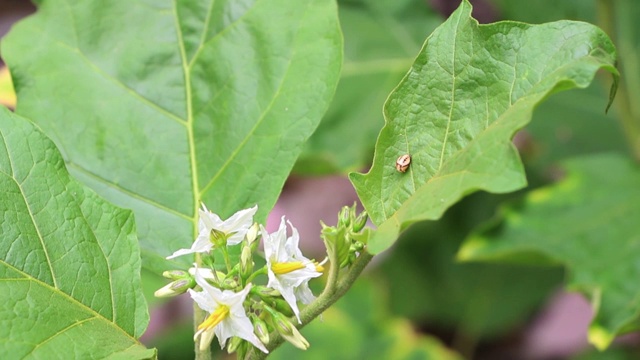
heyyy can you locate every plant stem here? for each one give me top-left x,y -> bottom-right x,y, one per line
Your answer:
597,0 -> 640,161
246,267 -> 267,284
245,251 -> 375,359
222,246 -> 233,273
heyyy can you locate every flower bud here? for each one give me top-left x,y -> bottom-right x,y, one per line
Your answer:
352,241 -> 365,252
221,277 -> 239,290
240,245 -> 253,280
227,336 -> 243,354
271,298 -> 295,318
338,205 -> 351,228
162,270 -> 188,280
154,278 -> 195,298
246,223 -> 260,245
352,210 -> 368,233
253,316 -> 270,345
253,286 -> 281,299
272,311 -> 309,350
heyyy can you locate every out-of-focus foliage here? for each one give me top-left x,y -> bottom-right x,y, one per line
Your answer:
461,155 -> 640,349
378,192 -> 562,339
270,278 -> 462,360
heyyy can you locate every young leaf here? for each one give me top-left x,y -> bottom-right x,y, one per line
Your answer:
0,107 -> 154,358
349,0 -> 618,253
459,154 -> 640,350
2,0 -> 342,272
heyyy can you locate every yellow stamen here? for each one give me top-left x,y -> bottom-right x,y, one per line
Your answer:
198,305 -> 230,331
315,262 -> 324,273
271,261 -> 306,275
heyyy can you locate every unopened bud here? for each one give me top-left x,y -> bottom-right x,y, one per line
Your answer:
246,223 -> 260,245
253,316 -> 270,345
162,270 -> 188,280
271,298 -> 295,318
221,277 -> 239,290
253,286 -> 281,299
352,210 -> 368,232
240,245 -> 253,279
338,206 -> 351,228
272,311 -> 309,350
227,336 -> 243,354
154,278 -> 195,298
352,241 -> 365,252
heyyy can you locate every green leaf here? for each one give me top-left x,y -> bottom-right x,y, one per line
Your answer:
349,0 -> 618,253
0,107 -> 154,358
459,154 -> 640,350
296,0 -> 442,174
379,193 -> 562,338
2,0 -> 342,272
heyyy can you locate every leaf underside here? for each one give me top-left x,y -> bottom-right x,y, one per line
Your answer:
3,0 -> 343,272
0,107 -> 153,358
349,0 -> 618,254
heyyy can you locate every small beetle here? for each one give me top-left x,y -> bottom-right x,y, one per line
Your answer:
395,154 -> 411,173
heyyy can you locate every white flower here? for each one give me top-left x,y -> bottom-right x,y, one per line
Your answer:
189,268 -> 268,353
167,204 -> 258,259
262,217 -> 323,323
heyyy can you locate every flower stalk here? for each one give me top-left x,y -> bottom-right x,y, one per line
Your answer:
157,203 -> 374,359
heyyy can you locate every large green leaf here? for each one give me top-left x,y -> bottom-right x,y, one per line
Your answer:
459,154 -> 640,349
379,193 -> 562,339
2,0 -> 342,272
0,107 -> 153,358
295,0 -> 442,174
349,0 -> 618,253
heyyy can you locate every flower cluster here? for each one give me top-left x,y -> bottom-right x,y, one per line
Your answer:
156,204 -> 325,356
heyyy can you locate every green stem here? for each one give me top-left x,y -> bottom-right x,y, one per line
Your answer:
246,267 -> 267,284
245,251 -> 375,359
597,0 -> 640,161
221,246 -> 233,273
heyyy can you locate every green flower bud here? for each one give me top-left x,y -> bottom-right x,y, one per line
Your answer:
154,278 -> 195,298
352,241 -> 365,252
240,245 -> 253,280
271,311 -> 309,350
271,298 -> 295,318
221,277 -> 239,290
227,336 -> 243,354
338,205 -> 351,228
253,316 -> 270,345
162,270 -> 188,280
246,223 -> 260,245
253,285 -> 281,299
352,210 -> 368,233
